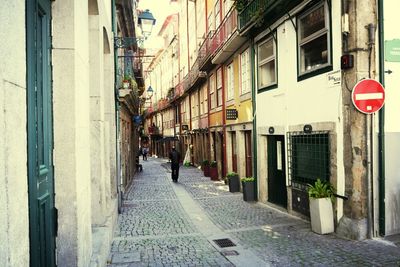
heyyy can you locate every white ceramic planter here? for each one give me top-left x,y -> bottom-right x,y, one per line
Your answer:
309,197 -> 334,234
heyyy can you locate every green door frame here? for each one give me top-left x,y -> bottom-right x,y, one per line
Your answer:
26,0 -> 56,265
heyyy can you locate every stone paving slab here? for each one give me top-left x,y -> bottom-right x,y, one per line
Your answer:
118,200 -> 197,237
110,236 -> 234,267
108,158 -> 400,267
124,184 -> 177,201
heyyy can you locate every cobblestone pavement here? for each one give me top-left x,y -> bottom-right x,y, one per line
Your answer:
108,158 -> 400,267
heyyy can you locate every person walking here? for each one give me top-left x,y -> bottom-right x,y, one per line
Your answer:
142,146 -> 148,161
169,145 -> 181,182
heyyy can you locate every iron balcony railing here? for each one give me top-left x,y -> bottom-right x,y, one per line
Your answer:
211,7 -> 238,55
174,81 -> 184,100
238,0 -> 273,32
186,58 -> 207,92
198,30 -> 215,69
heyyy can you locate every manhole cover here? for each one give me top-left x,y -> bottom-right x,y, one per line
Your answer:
213,238 -> 236,248
221,250 -> 239,256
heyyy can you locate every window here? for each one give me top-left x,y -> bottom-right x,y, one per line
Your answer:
223,0 -> 234,17
287,132 -> 330,186
258,37 -> 276,89
216,68 -> 223,107
202,84 -> 208,114
226,63 -> 234,100
209,74 -> 216,109
240,48 -> 250,94
215,0 -> 221,29
297,2 -> 330,75
208,11 -> 214,33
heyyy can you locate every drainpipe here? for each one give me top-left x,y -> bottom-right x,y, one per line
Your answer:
222,67 -> 227,178
250,37 -> 258,200
186,0 -> 191,70
112,0 -> 122,213
377,0 -> 385,236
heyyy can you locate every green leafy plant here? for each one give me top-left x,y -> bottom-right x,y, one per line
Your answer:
234,0 -> 249,12
241,177 -> 254,182
227,172 -> 239,180
308,179 -> 336,202
210,160 -> 217,167
123,74 -> 132,81
202,159 -> 210,166
184,161 -> 191,167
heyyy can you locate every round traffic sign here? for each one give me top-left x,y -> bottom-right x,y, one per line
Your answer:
351,79 -> 385,114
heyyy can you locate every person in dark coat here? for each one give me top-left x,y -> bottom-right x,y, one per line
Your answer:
169,145 -> 181,182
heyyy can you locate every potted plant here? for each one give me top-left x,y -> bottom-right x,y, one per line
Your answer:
241,177 -> 255,201
307,178 -> 335,234
122,74 -> 131,89
209,160 -> 218,180
202,160 -> 210,177
227,172 -> 240,193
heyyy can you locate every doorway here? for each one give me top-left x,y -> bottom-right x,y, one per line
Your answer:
267,135 -> 287,208
244,130 -> 252,177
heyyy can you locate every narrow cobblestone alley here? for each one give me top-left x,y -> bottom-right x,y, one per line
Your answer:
107,158 -> 400,267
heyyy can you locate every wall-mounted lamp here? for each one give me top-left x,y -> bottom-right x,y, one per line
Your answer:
114,9 -> 156,48
146,86 -> 154,99
138,9 -> 156,39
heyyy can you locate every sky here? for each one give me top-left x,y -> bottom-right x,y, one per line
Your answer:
137,0 -> 179,52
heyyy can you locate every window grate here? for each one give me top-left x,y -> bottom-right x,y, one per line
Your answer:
213,238 -> 236,248
287,131 -> 330,188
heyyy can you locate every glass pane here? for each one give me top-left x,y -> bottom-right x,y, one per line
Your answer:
258,40 -> 273,62
259,60 -> 275,87
300,5 -> 325,39
277,141 -> 282,170
300,34 -> 328,73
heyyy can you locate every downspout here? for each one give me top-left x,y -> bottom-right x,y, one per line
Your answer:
205,0 -> 210,162
251,37 -> 258,200
186,0 -> 191,70
377,0 -> 385,236
222,67 -> 227,178
112,0 -> 122,213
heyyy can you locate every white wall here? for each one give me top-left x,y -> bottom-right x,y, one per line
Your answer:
255,0 -> 345,216
383,0 -> 400,235
53,0 -> 92,265
0,1 -> 30,266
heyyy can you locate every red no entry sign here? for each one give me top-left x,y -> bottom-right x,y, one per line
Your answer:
352,79 -> 385,114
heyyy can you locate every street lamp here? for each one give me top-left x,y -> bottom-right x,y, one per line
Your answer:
114,9 -> 156,48
138,9 -> 156,39
146,86 -> 154,99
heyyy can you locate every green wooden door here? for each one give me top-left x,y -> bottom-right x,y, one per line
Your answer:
27,0 -> 56,266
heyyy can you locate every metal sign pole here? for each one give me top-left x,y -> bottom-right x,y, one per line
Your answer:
367,113 -> 373,238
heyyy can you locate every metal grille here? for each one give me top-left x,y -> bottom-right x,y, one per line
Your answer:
287,131 -> 330,187
213,238 -> 236,248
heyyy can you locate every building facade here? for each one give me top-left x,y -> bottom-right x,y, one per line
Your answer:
0,0 -> 144,265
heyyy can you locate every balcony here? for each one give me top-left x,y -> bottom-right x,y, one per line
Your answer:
212,7 -> 247,64
186,58 -> 207,93
238,0 -> 303,34
198,30 -> 216,71
174,81 -> 184,100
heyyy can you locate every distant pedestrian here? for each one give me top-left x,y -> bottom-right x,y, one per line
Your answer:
169,145 -> 180,182
142,146 -> 148,161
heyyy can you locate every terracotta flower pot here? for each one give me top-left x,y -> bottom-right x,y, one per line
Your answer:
209,166 -> 218,180
203,165 -> 210,177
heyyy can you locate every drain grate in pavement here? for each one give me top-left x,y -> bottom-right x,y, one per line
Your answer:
221,250 -> 239,256
213,238 -> 236,248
